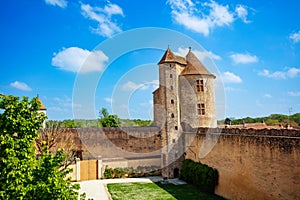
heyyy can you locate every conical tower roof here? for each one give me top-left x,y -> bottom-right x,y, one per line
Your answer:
37,98 -> 47,110
158,48 -> 187,65
181,49 -> 215,77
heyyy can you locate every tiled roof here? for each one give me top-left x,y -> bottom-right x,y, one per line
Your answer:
181,50 -> 215,77
218,123 -> 284,130
38,98 -> 47,110
158,48 -> 187,65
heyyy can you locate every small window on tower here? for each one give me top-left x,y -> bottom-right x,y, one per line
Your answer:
197,103 -> 205,115
196,80 -> 204,92
170,86 -> 173,90
170,74 -> 173,78
171,113 -> 175,118
171,99 -> 174,104
175,126 -> 178,130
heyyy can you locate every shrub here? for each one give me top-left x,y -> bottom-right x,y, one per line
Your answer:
104,168 -> 114,179
180,159 -> 219,193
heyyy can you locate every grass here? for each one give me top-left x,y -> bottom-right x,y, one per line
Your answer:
107,182 -> 225,200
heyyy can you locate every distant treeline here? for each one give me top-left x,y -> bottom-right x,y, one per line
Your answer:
218,113 -> 300,126
46,118 -> 152,128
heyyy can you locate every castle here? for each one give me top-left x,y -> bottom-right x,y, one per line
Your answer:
153,47 -> 217,177
38,47 -> 300,199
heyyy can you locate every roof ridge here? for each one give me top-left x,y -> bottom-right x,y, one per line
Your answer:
181,50 -> 214,76
158,48 -> 187,65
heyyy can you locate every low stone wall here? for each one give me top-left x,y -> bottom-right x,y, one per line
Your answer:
184,128 -> 300,200
66,156 -> 161,181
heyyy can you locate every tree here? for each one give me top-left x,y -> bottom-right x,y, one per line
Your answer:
37,121 -> 79,167
98,107 -> 121,127
100,107 -> 109,118
0,94 -> 81,199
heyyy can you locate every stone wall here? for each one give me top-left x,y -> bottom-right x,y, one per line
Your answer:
184,127 -> 300,200
49,127 -> 162,160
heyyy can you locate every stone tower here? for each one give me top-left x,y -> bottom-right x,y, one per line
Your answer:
153,47 -> 216,178
37,97 -> 47,128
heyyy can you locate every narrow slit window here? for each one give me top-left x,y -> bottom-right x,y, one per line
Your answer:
197,103 -> 205,115
171,113 -> 175,118
175,126 -> 178,130
170,74 -> 173,78
171,99 -> 174,104
196,80 -> 204,92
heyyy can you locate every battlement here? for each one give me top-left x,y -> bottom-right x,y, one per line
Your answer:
183,126 -> 300,138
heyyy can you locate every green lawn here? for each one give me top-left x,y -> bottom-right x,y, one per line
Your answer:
107,182 -> 225,200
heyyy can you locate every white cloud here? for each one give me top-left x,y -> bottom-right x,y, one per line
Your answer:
122,81 -> 145,91
45,0 -> 67,8
258,67 -> 300,79
104,4 -> 124,16
225,87 -> 241,91
235,5 -> 250,23
263,94 -> 272,98
176,47 -> 221,60
52,47 -> 109,73
289,31 -> 300,43
104,97 -> 113,103
167,0 -> 251,36
10,81 -> 32,91
230,53 -> 258,64
121,80 -> 158,91
222,72 -> 242,83
140,100 -> 153,107
81,3 -> 124,37
288,91 -> 300,97
287,67 -> 300,78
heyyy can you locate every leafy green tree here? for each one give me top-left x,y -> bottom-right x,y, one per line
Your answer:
98,107 -> 121,127
100,107 -> 109,118
0,94 -> 81,199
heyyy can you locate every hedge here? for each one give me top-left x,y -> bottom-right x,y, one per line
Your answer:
180,159 -> 219,193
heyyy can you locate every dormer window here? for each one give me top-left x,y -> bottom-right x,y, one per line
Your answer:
196,80 -> 204,92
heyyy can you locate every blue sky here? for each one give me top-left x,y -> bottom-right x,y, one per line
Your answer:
0,0 -> 300,120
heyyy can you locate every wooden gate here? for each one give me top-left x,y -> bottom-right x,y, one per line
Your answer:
80,160 -> 98,181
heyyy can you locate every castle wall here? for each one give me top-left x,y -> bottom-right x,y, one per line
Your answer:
184,128 -> 300,200
47,127 -> 162,160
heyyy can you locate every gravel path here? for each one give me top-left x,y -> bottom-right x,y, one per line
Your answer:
77,176 -> 186,200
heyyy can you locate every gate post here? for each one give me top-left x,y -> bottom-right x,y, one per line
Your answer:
75,158 -> 80,181
97,157 -> 102,179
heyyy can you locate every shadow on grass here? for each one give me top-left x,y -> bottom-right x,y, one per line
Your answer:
154,182 -> 226,200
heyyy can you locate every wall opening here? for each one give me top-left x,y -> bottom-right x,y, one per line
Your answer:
174,168 -> 179,178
